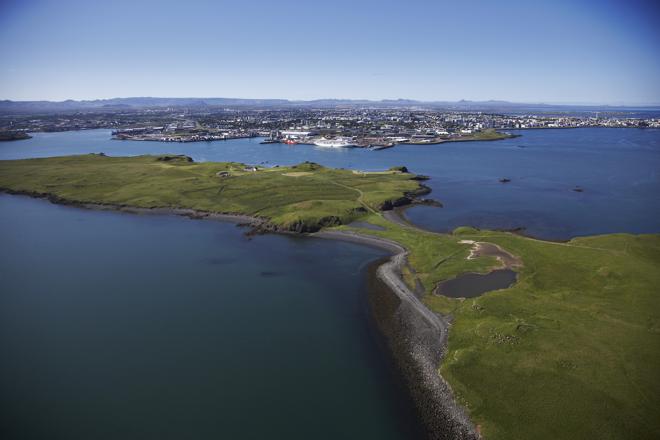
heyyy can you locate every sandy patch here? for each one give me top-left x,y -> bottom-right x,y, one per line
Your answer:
466,242 -> 523,268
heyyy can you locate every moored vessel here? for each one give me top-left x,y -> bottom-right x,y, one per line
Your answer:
313,137 -> 355,148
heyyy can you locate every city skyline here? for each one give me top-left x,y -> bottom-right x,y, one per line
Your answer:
1,0 -> 659,105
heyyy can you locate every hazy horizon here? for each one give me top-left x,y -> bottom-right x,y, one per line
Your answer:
3,96 -> 660,108
1,0 -> 659,105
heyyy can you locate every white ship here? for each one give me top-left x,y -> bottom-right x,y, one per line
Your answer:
313,137 -> 355,148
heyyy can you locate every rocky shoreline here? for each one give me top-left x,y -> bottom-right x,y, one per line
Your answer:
0,183 -> 432,234
315,231 -> 479,440
0,187 -> 260,224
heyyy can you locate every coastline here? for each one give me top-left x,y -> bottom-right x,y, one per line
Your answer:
315,230 -> 478,440
1,189 -> 479,439
387,204 -> 577,244
0,187 -> 263,225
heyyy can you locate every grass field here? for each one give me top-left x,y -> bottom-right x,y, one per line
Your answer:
1,154 -> 659,439
0,154 -> 421,231
343,218 -> 660,440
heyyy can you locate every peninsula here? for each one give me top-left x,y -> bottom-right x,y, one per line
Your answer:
0,154 -> 658,440
0,131 -> 31,141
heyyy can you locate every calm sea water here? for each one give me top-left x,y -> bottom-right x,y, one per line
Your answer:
1,127 -> 658,438
0,194 -> 423,440
1,127 -> 658,239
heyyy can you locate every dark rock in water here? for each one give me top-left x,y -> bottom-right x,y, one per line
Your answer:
499,178 -> 511,183
408,184 -> 432,197
516,145 -> 527,148
572,186 -> 584,192
411,174 -> 430,181
379,197 -> 412,211
417,198 -> 443,207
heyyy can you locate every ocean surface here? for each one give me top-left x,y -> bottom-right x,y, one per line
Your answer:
0,194 -> 423,440
1,127 -> 659,438
1,127 -> 658,239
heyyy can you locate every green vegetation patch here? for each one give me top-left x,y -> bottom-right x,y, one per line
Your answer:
342,218 -> 660,440
0,154 -> 421,231
436,231 -> 660,440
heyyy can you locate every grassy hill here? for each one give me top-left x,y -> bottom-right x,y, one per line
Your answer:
0,154 -> 422,231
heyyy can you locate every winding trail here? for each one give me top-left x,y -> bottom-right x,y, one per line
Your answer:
319,176 -> 380,215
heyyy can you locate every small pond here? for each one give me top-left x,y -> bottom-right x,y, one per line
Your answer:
436,269 -> 517,298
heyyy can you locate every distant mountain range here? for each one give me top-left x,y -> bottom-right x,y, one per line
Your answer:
1,97 -> 659,115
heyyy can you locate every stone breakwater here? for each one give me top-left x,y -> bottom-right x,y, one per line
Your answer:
315,230 -> 479,440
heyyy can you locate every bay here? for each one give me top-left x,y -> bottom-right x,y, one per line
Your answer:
2,127 -> 658,239
0,194 -> 423,440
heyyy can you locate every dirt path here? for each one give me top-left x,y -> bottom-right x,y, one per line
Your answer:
321,177 -> 380,215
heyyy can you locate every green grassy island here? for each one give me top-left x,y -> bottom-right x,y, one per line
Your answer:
1,154 -> 659,440
0,154 -> 424,231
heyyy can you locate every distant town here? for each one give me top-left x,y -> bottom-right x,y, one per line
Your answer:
1,104 -> 659,147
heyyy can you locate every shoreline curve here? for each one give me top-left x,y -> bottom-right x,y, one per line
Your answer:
0,190 -> 479,439
315,230 -> 478,440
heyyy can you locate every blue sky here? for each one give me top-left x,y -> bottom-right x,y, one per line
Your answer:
0,0 -> 658,104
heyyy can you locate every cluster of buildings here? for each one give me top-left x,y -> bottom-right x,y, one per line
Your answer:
1,106 -> 658,145
111,120 -> 257,142
489,114 -> 660,129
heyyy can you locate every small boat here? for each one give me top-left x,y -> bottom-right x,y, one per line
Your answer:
283,139 -> 297,145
